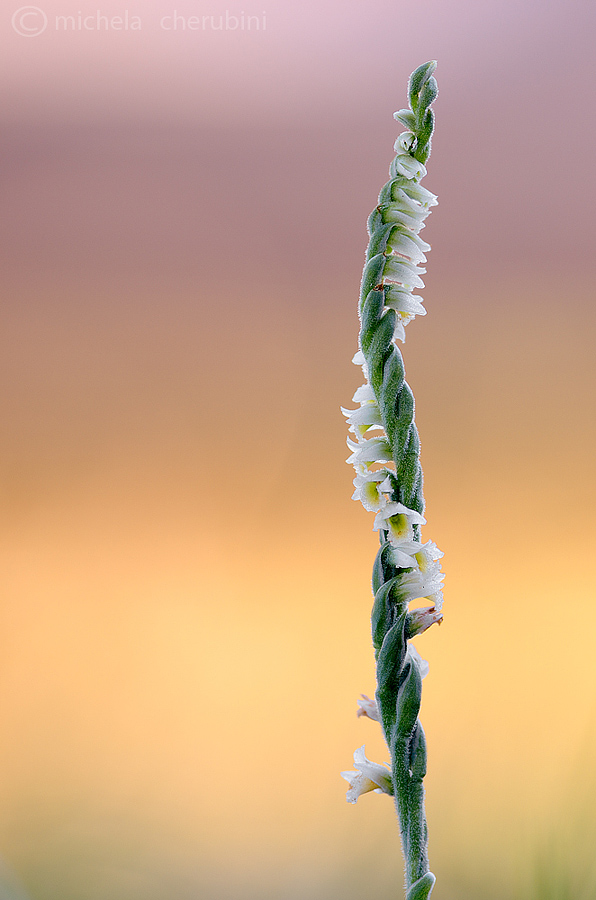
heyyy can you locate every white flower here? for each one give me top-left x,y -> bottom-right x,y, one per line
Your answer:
395,130 -> 415,153
406,605 -> 443,637
406,644 -> 430,680
341,746 -> 393,804
399,181 -> 438,209
380,202 -> 428,231
410,541 -> 445,611
383,538 -> 423,568
386,227 -> 431,261
352,383 -> 375,404
394,563 -> 445,606
356,694 -> 381,721
382,257 -> 426,290
379,184 -> 432,234
352,349 -> 368,377
346,436 -> 393,466
341,401 -> 383,439
387,243 -> 427,267
384,287 -> 427,317
428,591 -> 443,612
390,187 -> 433,222
392,316 -> 408,343
373,502 -> 426,543
389,546 -> 420,568
392,154 -> 427,180
351,467 -> 393,512
414,540 -> 444,570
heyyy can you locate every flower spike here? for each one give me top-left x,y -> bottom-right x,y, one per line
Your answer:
341,64 -> 442,900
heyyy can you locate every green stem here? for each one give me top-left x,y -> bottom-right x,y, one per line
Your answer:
360,62 -> 439,899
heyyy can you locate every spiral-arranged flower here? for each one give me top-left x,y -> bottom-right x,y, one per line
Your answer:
342,62 -> 442,900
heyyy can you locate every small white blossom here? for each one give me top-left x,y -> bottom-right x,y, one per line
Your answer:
352,349 -> 368,377
352,467 -> 393,512
356,694 -> 380,721
373,502 -> 426,543
352,383 -> 376,404
400,182 -> 438,210
341,402 -> 383,439
346,436 -> 393,466
384,288 -> 427,317
389,546 -> 421,568
395,130 -> 415,153
392,186 -> 434,217
407,605 -> 443,637
395,564 -> 445,606
388,245 -> 427,267
383,538 -> 422,568
383,257 -> 426,290
414,540 -> 444,570
428,592 -> 443,612
387,227 -> 431,261
381,202 -> 428,231
389,314 -> 415,343
411,541 -> 445,611
341,746 -> 393,804
393,317 -> 407,343
407,644 -> 430,680
392,154 -> 427,180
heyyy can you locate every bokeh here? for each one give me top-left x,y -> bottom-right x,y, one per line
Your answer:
1,0 -> 596,897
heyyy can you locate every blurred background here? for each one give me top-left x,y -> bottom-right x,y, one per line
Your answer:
1,0 -> 596,897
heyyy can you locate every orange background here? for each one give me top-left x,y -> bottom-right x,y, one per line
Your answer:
1,1 -> 596,897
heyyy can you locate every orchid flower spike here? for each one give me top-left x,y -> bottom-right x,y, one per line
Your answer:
341,62 -> 442,900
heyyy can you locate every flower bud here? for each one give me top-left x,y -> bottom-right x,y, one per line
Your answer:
405,606 -> 443,639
